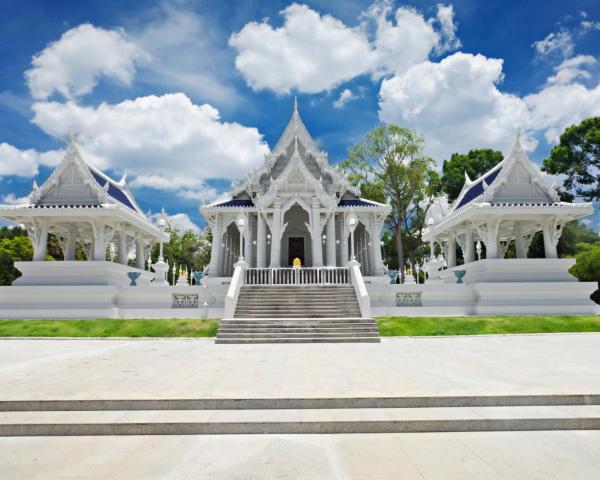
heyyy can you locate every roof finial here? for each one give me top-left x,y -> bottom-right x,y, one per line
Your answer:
294,96 -> 298,113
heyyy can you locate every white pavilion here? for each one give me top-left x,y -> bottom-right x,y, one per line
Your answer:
423,133 -> 594,284
0,138 -> 168,286
201,101 -> 391,278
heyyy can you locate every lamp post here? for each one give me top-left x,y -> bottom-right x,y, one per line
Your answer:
152,210 -> 169,286
346,211 -> 358,262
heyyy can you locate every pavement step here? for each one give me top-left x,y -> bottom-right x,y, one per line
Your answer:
3,395 -> 599,412
217,332 -> 381,339
215,337 -> 381,344
217,328 -> 379,334
1,405 -> 600,436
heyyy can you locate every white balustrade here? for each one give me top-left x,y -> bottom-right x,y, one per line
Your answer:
245,267 -> 349,285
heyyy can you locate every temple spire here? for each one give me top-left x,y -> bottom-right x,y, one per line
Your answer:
294,96 -> 298,114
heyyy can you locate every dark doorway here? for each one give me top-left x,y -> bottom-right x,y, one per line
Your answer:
288,237 -> 305,266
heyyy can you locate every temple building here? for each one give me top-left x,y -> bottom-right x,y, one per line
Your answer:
423,133 -> 594,283
0,138 -> 168,286
201,101 -> 391,277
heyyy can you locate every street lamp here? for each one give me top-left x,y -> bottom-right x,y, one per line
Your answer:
236,212 -> 247,261
346,211 -> 358,262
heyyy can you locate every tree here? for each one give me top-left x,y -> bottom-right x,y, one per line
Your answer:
341,125 -> 436,283
0,236 -> 33,285
441,149 -> 503,202
569,242 -> 600,282
542,116 -> 600,201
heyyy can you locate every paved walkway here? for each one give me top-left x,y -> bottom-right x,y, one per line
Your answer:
1,431 -> 600,479
1,333 -> 599,400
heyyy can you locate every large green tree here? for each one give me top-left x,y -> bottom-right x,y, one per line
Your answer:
441,149 -> 503,202
569,242 -> 600,283
542,116 -> 600,201
341,125 -> 437,283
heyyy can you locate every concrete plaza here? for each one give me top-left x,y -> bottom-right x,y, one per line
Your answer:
1,333 -> 600,479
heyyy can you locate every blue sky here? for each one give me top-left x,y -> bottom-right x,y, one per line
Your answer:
1,0 -> 600,232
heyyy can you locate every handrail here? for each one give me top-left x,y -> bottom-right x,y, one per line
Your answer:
224,261 -> 246,318
245,267 -> 349,285
348,260 -> 370,318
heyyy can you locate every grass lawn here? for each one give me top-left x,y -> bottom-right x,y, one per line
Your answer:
376,315 -> 600,336
1,316 -> 600,338
0,318 -> 218,338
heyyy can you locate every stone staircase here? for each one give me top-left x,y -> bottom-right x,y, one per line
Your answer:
2,394 -> 599,436
217,285 -> 379,344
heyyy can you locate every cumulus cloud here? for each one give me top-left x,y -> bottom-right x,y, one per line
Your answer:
2,193 -> 30,205
525,81 -> 600,144
545,55 -> 597,86
230,4 -> 373,94
532,30 -> 574,59
333,88 -> 356,108
0,143 -> 62,177
151,212 -> 202,234
31,93 -> 269,192
25,24 -> 148,100
379,52 -> 531,162
230,2 -> 460,94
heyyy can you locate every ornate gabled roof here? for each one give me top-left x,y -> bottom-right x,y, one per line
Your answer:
30,137 -> 145,217
230,99 -> 361,199
449,132 -> 560,214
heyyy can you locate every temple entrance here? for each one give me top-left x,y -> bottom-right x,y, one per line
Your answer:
288,237 -> 305,266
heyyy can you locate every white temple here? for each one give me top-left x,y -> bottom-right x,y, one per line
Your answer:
422,133 -> 594,284
0,138 -> 169,286
200,100 -> 391,278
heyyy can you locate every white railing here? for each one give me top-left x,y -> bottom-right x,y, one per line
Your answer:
348,260 -> 371,318
224,262 -> 246,318
245,267 -> 350,285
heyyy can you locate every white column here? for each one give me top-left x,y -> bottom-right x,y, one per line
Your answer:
135,235 -> 145,269
514,221 -> 527,258
464,228 -> 474,263
370,221 -> 385,276
311,197 -> 323,267
270,199 -> 282,268
244,216 -> 254,267
256,214 -> 267,268
207,217 -> 222,275
219,230 -> 227,276
65,224 -> 77,261
447,235 -> 457,268
484,226 -> 499,259
542,218 -> 558,259
326,214 -> 336,267
118,229 -> 128,265
31,220 -> 49,261
367,232 -> 375,276
92,221 -> 106,261
340,217 -> 349,265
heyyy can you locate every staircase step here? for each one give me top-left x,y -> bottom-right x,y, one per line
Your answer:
217,332 -> 380,339
2,405 -> 599,436
215,337 -> 381,344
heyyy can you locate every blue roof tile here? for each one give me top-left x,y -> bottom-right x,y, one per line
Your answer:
89,169 -> 138,212
456,167 -> 502,209
213,199 -> 254,208
338,199 -> 378,207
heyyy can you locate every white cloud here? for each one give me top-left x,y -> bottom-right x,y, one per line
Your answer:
2,193 -> 30,205
230,4 -> 373,94
546,55 -> 597,85
525,81 -> 600,144
31,93 -> 269,191
151,212 -> 201,234
333,88 -> 356,108
229,2 -> 460,94
25,24 -> 148,100
379,52 -> 531,162
434,4 -> 461,54
582,20 -> 600,31
131,5 -> 241,106
532,30 -> 574,59
0,143 -> 62,177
